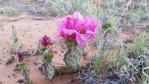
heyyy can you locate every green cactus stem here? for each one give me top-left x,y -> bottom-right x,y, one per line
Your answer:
11,25 -> 21,53
19,62 -> 31,84
40,63 -> 55,80
57,46 -> 84,73
40,46 -> 84,80
43,48 -> 54,65
40,48 -> 55,80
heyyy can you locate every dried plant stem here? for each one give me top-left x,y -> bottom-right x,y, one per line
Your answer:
116,0 -> 132,24
142,67 -> 149,83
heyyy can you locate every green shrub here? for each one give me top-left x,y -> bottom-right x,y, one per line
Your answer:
1,7 -> 18,16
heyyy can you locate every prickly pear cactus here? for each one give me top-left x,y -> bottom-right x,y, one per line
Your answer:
40,63 -> 55,80
11,25 -> 21,53
57,46 -> 84,73
43,49 -> 53,65
40,49 -> 55,80
40,46 -> 84,80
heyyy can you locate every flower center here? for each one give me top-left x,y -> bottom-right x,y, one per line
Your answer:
80,28 -> 86,34
67,35 -> 73,41
67,33 -> 76,41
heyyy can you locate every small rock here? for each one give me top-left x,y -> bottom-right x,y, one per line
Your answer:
38,64 -> 42,70
123,39 -> 133,43
8,75 -> 11,78
53,51 -> 57,53
14,64 -> 21,72
22,51 -> 31,56
6,56 -> 15,65
61,51 -> 64,53
17,79 -> 24,83
32,58 -> 40,66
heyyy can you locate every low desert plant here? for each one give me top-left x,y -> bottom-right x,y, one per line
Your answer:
132,33 -> 148,55
43,0 -> 100,17
80,0 -> 100,18
93,49 -> 111,74
39,12 -> 99,80
1,7 -> 18,16
17,52 -> 31,84
11,25 -> 21,54
44,0 -> 81,16
77,62 -> 99,84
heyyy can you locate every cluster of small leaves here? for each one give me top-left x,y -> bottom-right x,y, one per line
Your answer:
77,62 -> 99,84
130,55 -> 148,72
102,22 -> 113,33
121,54 -> 149,83
103,71 -> 135,84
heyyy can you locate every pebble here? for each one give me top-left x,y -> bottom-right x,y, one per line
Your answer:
22,51 -> 31,56
17,79 -> 24,83
6,56 -> 15,65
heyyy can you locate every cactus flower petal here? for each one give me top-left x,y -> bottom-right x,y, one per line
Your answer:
17,52 -> 24,62
83,16 -> 99,32
58,11 -> 99,47
40,35 -> 51,47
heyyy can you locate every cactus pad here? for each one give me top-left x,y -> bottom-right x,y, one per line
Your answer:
40,63 -> 55,80
57,46 -> 84,73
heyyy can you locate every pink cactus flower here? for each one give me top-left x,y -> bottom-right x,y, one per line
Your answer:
76,16 -> 99,46
58,16 -> 78,41
17,52 -> 24,62
40,35 -> 51,47
58,11 -> 99,47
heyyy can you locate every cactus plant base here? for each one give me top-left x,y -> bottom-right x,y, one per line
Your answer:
56,46 -> 84,73
40,45 -> 84,80
40,42 -> 98,80
57,64 -> 80,74
39,63 -> 55,80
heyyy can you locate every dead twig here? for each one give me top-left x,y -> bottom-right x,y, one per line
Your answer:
6,17 -> 48,23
